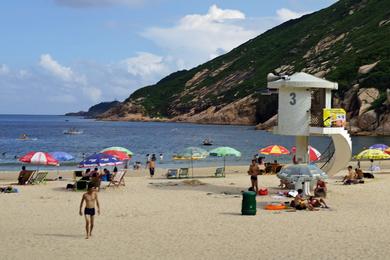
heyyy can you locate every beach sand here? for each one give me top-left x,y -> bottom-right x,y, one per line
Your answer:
1,161 -> 390,259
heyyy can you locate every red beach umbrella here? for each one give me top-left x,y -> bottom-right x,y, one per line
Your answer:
19,151 -> 59,166
291,146 -> 322,162
102,150 -> 130,161
259,145 -> 290,156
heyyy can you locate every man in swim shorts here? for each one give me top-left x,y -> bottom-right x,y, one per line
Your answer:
79,185 -> 100,239
248,159 -> 260,194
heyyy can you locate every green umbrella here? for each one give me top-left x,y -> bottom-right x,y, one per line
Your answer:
100,147 -> 134,156
209,146 -> 241,170
173,147 -> 208,177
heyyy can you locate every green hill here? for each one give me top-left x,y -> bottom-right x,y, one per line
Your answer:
101,0 -> 390,134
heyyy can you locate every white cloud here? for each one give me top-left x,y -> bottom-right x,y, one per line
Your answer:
143,5 -> 258,67
48,94 -> 77,103
54,0 -> 144,8
123,52 -> 170,78
276,8 -> 308,22
0,64 -> 10,75
39,54 -> 74,81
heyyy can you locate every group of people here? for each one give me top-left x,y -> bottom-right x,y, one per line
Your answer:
342,165 -> 368,185
291,189 -> 328,210
79,167 -> 118,190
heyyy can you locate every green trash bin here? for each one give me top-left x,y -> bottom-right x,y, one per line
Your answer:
241,191 -> 257,215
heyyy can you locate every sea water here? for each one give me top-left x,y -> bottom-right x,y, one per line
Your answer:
0,115 -> 388,170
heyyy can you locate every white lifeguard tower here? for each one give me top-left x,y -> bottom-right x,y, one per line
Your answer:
268,72 -> 352,176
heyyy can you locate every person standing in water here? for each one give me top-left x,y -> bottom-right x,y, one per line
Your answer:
79,185 -> 100,239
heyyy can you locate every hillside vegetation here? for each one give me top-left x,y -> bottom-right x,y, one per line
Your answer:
99,0 -> 390,135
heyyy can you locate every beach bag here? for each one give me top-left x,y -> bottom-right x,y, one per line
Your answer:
66,184 -> 74,190
363,172 -> 374,179
259,188 -> 268,196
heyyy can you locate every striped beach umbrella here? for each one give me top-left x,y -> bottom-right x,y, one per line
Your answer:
19,151 -> 59,166
291,146 -> 322,162
102,150 -> 130,161
100,147 -> 133,156
260,145 -> 290,156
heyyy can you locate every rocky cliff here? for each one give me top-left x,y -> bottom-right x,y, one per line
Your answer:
99,0 -> 390,135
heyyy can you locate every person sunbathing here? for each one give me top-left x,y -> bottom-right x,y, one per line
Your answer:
292,189 -> 314,210
355,168 -> 364,179
308,196 -> 328,208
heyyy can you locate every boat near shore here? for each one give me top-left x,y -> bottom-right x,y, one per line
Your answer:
63,128 -> 83,135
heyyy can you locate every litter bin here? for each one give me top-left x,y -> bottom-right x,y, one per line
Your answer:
241,191 -> 256,215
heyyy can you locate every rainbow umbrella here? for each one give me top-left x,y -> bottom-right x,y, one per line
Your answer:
100,147 -> 133,156
102,150 -> 130,161
260,145 -> 290,156
354,149 -> 390,160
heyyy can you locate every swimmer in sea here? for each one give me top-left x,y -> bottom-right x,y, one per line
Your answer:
79,185 -> 100,239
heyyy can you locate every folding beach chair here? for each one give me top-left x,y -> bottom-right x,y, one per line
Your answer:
214,167 -> 225,177
166,169 -> 178,179
18,170 -> 36,185
29,172 -> 48,184
108,170 -> 126,187
178,168 -> 189,178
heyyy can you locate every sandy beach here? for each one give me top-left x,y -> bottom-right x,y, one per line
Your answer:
0,161 -> 390,260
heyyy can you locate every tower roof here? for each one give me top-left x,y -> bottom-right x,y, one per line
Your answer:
268,72 -> 338,90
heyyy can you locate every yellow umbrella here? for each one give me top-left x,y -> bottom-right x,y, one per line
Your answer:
354,149 -> 390,160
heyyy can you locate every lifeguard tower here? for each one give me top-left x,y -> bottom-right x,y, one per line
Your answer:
267,72 -> 352,177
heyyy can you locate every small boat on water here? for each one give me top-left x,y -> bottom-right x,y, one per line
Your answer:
202,138 -> 213,146
63,128 -> 83,135
17,134 -> 37,141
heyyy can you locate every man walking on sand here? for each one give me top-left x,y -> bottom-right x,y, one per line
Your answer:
79,185 -> 100,239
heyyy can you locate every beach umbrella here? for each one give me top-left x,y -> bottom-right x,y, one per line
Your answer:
369,144 -> 389,151
102,150 -> 130,161
79,153 -> 123,168
209,146 -> 241,170
354,149 -> 390,160
259,145 -> 290,156
385,148 -> 390,155
173,147 -> 208,177
291,146 -> 321,162
19,151 -> 59,166
49,151 -> 74,161
100,147 -> 133,156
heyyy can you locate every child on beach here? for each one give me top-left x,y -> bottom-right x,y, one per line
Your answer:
79,185 -> 100,239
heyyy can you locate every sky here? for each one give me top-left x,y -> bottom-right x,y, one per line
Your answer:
0,0 -> 337,114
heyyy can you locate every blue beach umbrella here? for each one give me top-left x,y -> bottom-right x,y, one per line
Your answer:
369,144 -> 389,151
50,151 -> 74,161
79,153 -> 123,168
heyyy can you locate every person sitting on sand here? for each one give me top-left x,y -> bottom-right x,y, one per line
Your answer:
343,166 -> 356,185
314,179 -> 327,198
308,196 -> 328,208
79,184 -> 100,239
292,189 -> 314,210
90,168 -> 101,190
355,168 -> 364,180
247,159 -> 260,194
18,166 -> 29,185
101,168 -> 111,182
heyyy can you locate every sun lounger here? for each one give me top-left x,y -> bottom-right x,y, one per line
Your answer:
108,170 -> 126,187
29,172 -> 48,184
166,169 -> 178,179
18,170 -> 36,185
214,167 -> 225,177
178,168 -> 189,178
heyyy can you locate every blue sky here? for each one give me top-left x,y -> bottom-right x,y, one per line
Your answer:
0,0 -> 337,114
